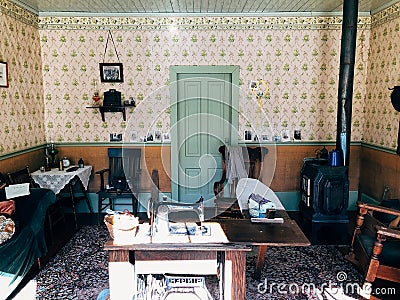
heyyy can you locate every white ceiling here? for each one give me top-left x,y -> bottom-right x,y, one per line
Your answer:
9,0 -> 400,16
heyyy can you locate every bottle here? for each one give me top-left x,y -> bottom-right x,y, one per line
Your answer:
78,157 -> 84,168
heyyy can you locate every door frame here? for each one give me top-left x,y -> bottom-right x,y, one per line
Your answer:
169,65 -> 240,201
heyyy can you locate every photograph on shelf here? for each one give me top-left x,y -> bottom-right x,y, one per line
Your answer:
129,131 -> 138,142
154,131 -> 162,142
162,132 -> 171,142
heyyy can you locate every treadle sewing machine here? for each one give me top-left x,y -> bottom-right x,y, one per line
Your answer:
149,196 -> 205,237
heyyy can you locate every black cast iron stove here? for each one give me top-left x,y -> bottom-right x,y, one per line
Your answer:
299,158 -> 349,224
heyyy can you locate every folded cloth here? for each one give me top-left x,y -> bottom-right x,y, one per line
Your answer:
225,146 -> 247,184
0,200 -> 15,216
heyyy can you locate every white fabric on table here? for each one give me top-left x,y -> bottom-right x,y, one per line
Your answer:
225,146 -> 248,184
235,178 -> 285,211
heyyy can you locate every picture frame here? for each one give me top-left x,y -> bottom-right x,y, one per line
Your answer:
261,134 -> 269,142
129,131 -> 138,142
281,129 -> 291,142
154,131 -> 162,142
162,132 -> 171,142
249,80 -> 258,90
99,63 -> 124,83
0,62 -> 9,87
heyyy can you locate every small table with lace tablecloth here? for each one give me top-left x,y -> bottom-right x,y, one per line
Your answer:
31,166 -> 93,228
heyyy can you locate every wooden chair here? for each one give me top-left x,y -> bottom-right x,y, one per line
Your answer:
346,200 -> 400,299
213,145 -> 268,218
96,148 -> 141,223
7,166 -> 38,187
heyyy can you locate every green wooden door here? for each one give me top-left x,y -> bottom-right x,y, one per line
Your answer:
170,66 -> 239,203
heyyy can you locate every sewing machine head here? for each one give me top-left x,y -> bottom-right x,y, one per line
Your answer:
152,197 -> 204,235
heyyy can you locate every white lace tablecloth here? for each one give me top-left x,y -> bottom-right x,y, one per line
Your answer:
31,166 -> 92,195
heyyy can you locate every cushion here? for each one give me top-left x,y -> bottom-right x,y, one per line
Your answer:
0,200 -> 15,216
357,234 -> 400,268
375,199 -> 400,225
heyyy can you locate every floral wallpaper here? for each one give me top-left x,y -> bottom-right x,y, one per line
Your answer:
0,0 -> 45,154
364,4 -> 400,149
0,0 -> 399,155
37,16 -> 370,144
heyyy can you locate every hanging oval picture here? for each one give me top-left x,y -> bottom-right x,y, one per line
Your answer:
99,63 -> 124,83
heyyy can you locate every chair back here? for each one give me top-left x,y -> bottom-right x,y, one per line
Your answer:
107,148 -> 141,193
7,166 -> 36,187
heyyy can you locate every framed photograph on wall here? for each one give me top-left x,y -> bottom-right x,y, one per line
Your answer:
0,62 -> 9,87
99,63 -> 124,83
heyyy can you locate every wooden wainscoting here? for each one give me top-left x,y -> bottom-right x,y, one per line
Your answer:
1,144 -> 363,195
266,144 -> 360,192
359,146 -> 400,200
54,145 -> 172,193
0,148 -> 45,175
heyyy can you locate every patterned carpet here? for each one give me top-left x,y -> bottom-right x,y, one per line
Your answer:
34,225 -> 364,299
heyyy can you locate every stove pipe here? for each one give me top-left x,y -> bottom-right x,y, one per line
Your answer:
336,0 -> 359,167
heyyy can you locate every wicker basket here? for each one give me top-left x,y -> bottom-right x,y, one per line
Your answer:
104,213 -> 139,241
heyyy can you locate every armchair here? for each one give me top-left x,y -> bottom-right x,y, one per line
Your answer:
96,148 -> 141,223
346,200 -> 400,299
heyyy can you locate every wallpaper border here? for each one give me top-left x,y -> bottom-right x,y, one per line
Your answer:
371,2 -> 400,28
2,0 -> 399,30
37,15 -> 371,30
0,0 -> 38,27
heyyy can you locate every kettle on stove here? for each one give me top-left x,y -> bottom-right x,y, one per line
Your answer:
315,146 -> 329,160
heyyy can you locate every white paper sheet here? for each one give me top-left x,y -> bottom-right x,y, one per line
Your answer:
5,183 -> 30,199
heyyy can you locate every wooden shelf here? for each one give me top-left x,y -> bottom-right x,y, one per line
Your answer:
87,105 -> 134,121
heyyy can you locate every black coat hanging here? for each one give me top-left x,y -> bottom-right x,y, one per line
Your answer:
389,86 -> 400,155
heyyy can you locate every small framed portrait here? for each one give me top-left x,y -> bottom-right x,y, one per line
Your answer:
294,129 -> 302,141
261,134 -> 269,142
0,62 -> 9,87
281,129 -> 291,142
162,132 -> 171,142
129,131 -> 138,142
146,132 -> 154,142
249,80 -> 258,90
154,131 -> 162,142
244,130 -> 252,141
99,63 -> 124,83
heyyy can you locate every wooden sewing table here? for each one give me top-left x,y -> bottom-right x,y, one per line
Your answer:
104,211 -> 309,299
